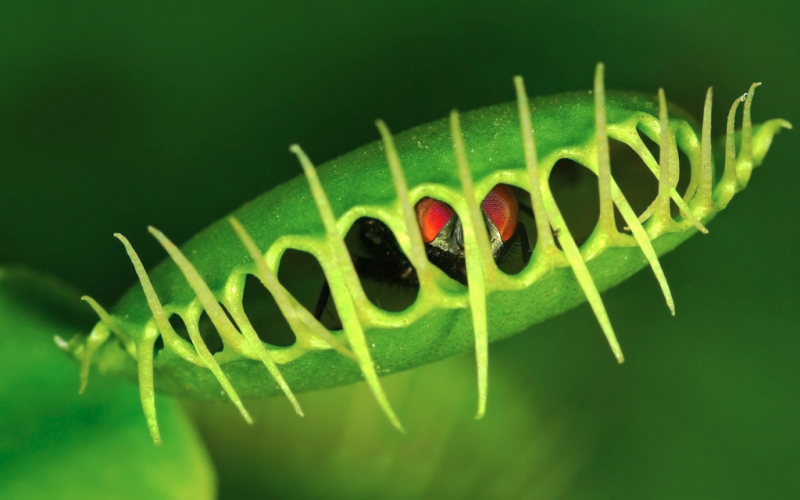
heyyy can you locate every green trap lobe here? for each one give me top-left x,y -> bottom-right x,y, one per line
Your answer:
61,72 -> 789,439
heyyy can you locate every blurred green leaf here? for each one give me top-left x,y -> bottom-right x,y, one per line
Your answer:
0,269 -> 216,500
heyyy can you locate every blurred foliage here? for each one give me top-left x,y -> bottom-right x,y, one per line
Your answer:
0,269 -> 215,500
1,0 -> 798,499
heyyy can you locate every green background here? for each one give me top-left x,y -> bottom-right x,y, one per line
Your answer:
1,1 -> 798,499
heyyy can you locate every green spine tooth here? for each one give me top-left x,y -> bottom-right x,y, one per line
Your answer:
376,120 -> 436,287
78,321 -> 111,394
148,226 -> 254,426
450,109 -> 492,419
292,145 -> 403,432
136,323 -> 162,445
594,63 -> 616,235
115,233 -> 201,365
513,76 -> 556,257
696,87 -> 715,211
654,89 -> 673,229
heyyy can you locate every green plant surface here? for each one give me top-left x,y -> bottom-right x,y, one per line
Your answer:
0,269 -> 216,500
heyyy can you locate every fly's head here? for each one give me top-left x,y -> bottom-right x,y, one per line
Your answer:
415,184 -> 527,284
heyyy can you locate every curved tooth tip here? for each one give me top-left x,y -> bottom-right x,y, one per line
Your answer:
114,233 -> 136,248
54,335 -> 69,350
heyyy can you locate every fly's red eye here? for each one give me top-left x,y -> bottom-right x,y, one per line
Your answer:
481,184 -> 519,242
415,197 -> 455,243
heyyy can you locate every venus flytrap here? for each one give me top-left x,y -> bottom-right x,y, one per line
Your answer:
57,64 -> 789,444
